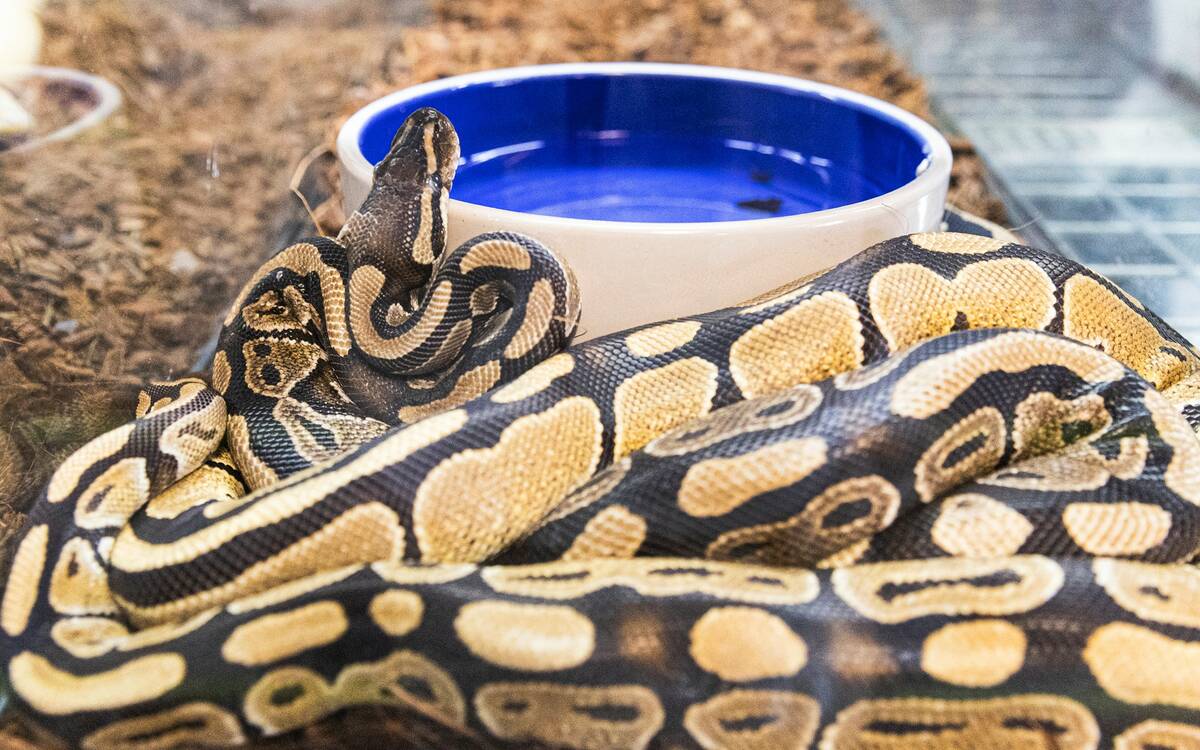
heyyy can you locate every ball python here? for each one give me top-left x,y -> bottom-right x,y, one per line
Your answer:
4,107 -> 1200,750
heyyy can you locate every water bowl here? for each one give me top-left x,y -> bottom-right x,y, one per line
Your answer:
0,66 -> 122,154
338,63 -> 951,339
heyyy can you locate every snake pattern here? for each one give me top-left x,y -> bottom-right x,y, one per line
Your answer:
5,107 -> 1200,749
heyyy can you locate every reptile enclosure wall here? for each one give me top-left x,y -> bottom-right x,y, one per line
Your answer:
0,1 -> 1005,747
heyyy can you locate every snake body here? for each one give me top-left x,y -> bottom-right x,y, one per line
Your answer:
5,108 -> 1200,748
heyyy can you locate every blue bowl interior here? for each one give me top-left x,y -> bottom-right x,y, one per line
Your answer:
359,71 -> 934,223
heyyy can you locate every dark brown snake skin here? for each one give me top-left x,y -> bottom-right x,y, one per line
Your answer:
4,108 -> 1200,750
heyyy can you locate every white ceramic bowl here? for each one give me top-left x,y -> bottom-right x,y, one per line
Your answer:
1,66 -> 122,153
338,63 -> 951,340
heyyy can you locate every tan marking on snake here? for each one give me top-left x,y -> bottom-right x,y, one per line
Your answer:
625,321 -> 702,357
241,338 -> 323,399
226,414 -> 279,491
72,457 -> 150,530
869,258 -> 1056,351
689,606 -> 806,681
147,457 -> 244,521
243,667 -> 330,735
833,556 -> 1063,624
10,652 -> 186,716
396,361 -> 501,423
646,386 -> 822,456
242,288 -> 311,333
737,284 -> 813,315
384,302 -> 409,327
1064,273 -> 1196,391
913,407 -> 1006,501
730,290 -> 863,398
484,558 -> 819,605
684,690 -> 820,750
1,524 -> 48,636
47,612 -> 215,661
111,410 -> 466,575
348,269 -> 452,360
211,350 -> 231,395
1062,501 -> 1171,555
226,565 -> 362,615
223,242 -> 350,355
706,475 -> 901,566
817,538 -> 871,569
413,397 -> 603,561
931,493 -> 1033,557
492,353 -> 574,403
474,682 -> 664,750
47,424 -> 134,503
1115,720 -> 1200,750
455,601 -> 595,671
50,617 -> 129,659
560,505 -> 648,560
343,650 -> 465,727
1084,622 -> 1200,710
221,601 -> 348,666
120,610 -> 218,654
117,502 -> 404,626
820,694 -> 1099,750
542,457 -> 632,525
274,397 -> 388,465
504,278 -> 556,360
469,282 -> 499,316
921,620 -> 1027,687
909,232 -> 1009,254
49,537 -> 117,616
411,183 -> 435,266
1094,559 -> 1200,629
833,350 -> 909,390
244,650 -> 464,735
984,435 -> 1149,492
892,331 -> 1125,419
613,358 -> 719,458
1163,373 -> 1200,417
459,238 -> 532,273
371,561 -> 476,585
419,317 -> 474,373
678,437 -> 826,517
1146,390 -> 1200,504
80,702 -> 246,750
368,589 -> 424,636
1012,392 -> 1109,459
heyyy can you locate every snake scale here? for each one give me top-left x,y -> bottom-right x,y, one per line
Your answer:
5,107 -> 1200,749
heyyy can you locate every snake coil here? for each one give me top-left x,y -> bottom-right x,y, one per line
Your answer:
4,108 -> 1200,749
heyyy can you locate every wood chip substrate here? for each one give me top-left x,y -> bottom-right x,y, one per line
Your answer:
0,1 -> 1006,745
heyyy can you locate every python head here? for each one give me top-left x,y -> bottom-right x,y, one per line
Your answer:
339,107 -> 462,287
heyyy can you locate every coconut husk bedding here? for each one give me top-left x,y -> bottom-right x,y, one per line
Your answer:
0,0 -> 1005,746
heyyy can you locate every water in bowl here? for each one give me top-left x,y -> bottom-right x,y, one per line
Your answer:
357,70 -> 932,224
451,131 -> 888,223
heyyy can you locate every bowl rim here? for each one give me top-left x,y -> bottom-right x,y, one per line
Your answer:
337,61 -> 952,232
1,65 -> 123,155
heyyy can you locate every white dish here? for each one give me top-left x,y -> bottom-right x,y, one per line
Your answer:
338,63 -> 951,340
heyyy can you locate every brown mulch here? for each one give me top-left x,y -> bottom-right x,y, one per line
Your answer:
0,0 -> 1005,746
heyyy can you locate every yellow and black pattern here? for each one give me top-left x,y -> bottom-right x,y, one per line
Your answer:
5,108 -> 1200,748
218,108 -> 580,488
503,327 -> 1200,567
